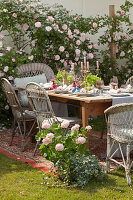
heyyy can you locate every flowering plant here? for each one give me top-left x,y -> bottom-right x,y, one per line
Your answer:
36,120 -> 103,187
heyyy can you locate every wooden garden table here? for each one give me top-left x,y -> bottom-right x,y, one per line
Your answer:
47,91 -> 112,127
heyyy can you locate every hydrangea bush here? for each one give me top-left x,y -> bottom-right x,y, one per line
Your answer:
36,120 -> 103,187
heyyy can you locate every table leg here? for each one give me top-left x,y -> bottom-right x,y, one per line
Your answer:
81,102 -> 88,127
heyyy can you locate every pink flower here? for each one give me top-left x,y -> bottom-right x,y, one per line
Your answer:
80,32 -> 86,37
130,26 -> 133,31
42,137 -> 52,145
0,53 -> 3,56
80,88 -> 86,93
55,144 -> 64,151
75,137 -> 86,144
88,53 -> 94,59
74,57 -> 79,61
47,133 -> 54,139
8,76 -> 13,80
93,43 -> 98,49
76,40 -> 81,46
93,22 -> 98,28
46,26 -> 52,31
75,49 -> 80,55
74,29 -> 79,34
68,29 -> 72,35
42,120 -> 51,129
55,55 -> 60,61
47,16 -> 54,22
23,24 -> 29,30
88,45 -> 92,49
61,120 -> 70,128
86,125 -> 92,130
0,34 -> 4,39
5,105 -> 9,110
4,66 -> 9,72
0,72 -> 4,77
64,61 -> 67,67
71,124 -> 80,131
59,46 -> 65,52
31,40 -> 36,47
35,22 -> 41,28
120,51 -> 125,57
66,53 -> 69,58
28,55 -> 34,60
116,13 -> 120,17
12,13 -> 17,18
68,35 -> 73,39
62,24 -> 67,30
69,60 -> 72,64
6,46 -> 11,51
121,10 -> 125,15
33,15 -> 38,19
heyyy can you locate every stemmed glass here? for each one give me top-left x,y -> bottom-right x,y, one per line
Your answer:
96,80 -> 104,95
110,76 -> 118,89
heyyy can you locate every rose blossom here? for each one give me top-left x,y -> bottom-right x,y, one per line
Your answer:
4,66 -> 9,72
42,120 -> 51,129
33,15 -> 38,19
12,13 -> 17,18
86,125 -> 92,130
93,22 -> 98,28
75,49 -> 80,55
5,105 -> 9,110
46,26 -> 52,32
0,34 -> 4,39
47,16 -> 54,22
76,40 -> 81,46
68,29 -> 72,35
55,55 -> 60,61
121,10 -> 125,15
130,26 -> 133,31
80,32 -> 86,37
120,51 -> 125,57
93,43 -> 98,49
64,61 -> 67,67
61,120 -> 70,129
62,24 -> 67,30
6,47 -> 11,51
28,55 -> 34,60
23,23 -> 29,30
42,137 -> 52,145
80,88 -> 86,93
88,53 -> 94,59
55,144 -> 64,151
74,29 -> 79,34
75,137 -> 86,144
8,76 -> 13,80
47,133 -> 54,139
0,72 -> 4,77
59,46 -> 65,52
88,45 -> 92,49
71,124 -> 80,131
75,57 -> 79,61
35,22 -> 41,28
116,13 -> 120,17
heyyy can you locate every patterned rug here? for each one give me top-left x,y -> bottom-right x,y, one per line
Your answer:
0,128 -> 118,172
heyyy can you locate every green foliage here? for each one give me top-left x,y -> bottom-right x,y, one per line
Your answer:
56,70 -> 73,85
84,73 -> 101,86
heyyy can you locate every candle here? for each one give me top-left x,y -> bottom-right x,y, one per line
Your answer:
84,57 -> 86,64
96,61 -> 99,71
72,63 -> 74,72
87,61 -> 89,72
81,62 -> 83,70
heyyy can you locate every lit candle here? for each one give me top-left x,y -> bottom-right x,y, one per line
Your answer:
87,61 -> 89,72
84,57 -> 86,64
81,62 -> 83,71
96,61 -> 99,71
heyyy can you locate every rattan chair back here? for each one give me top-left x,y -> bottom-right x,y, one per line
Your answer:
126,76 -> 133,86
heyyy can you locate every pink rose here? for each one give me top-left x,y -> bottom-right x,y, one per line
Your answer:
4,66 -> 9,72
75,137 -> 86,144
88,53 -> 94,59
28,55 -> 34,60
116,13 -> 120,17
80,88 -> 86,93
35,22 -> 41,28
0,34 -> 4,39
47,133 -> 54,139
80,32 -> 86,37
0,72 -> 4,77
130,26 -> 133,31
46,26 -> 52,31
12,13 -> 17,18
47,16 -> 54,22
62,24 -> 67,30
23,24 -> 29,30
88,45 -> 92,49
76,40 -> 81,46
68,29 -> 72,35
61,120 -> 70,129
55,55 -> 60,61
42,120 -> 51,129
74,57 -> 79,61
74,29 -> 79,34
68,35 -> 73,39
71,124 -> 80,131
66,53 -> 69,58
121,10 -> 125,15
6,47 -> 11,51
55,144 -> 64,151
93,43 -> 98,49
42,137 -> 52,145
8,76 -> 13,80
64,61 -> 67,67
120,51 -> 125,57
59,46 -> 65,52
5,105 -> 9,110
93,22 -> 97,28
75,49 -> 80,55
33,15 -> 38,19
86,125 -> 92,130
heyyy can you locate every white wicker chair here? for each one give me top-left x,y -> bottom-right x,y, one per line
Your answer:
105,103 -> 133,186
1,78 -> 36,151
126,76 -> 133,86
25,82 -> 82,155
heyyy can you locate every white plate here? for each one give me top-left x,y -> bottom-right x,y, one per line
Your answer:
110,93 -> 130,97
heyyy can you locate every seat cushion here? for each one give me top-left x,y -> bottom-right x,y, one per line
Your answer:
14,74 -> 47,107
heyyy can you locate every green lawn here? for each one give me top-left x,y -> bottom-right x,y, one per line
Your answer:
0,153 -> 133,200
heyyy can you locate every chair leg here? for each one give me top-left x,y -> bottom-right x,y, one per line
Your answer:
21,121 -> 26,152
100,115 -> 106,139
126,145 -> 132,186
33,140 -> 40,156
10,119 -> 16,146
106,135 -> 111,173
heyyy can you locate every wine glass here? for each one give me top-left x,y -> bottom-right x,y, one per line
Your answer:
110,76 -> 118,89
96,80 -> 104,95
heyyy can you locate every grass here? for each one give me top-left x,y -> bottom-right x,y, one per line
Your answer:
0,153 -> 133,200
